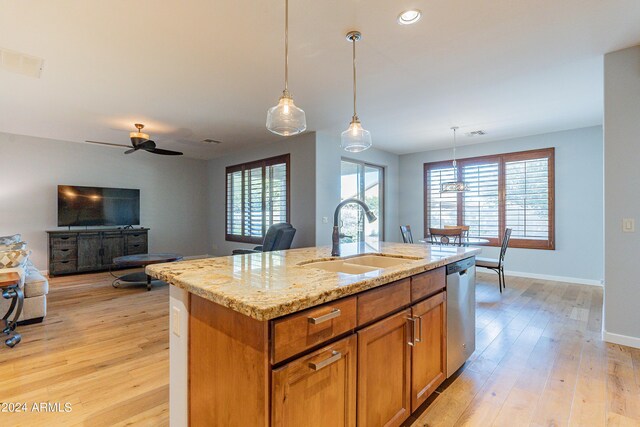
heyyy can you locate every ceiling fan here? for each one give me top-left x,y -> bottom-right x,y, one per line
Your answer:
86,123 -> 183,156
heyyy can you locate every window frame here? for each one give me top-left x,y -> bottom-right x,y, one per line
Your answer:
423,148 -> 555,250
225,153 -> 291,244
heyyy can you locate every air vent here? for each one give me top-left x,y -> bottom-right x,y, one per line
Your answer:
466,130 -> 486,137
0,47 -> 44,78
201,138 -> 222,144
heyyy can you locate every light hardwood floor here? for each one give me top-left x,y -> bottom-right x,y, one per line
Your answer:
1,271 -> 639,426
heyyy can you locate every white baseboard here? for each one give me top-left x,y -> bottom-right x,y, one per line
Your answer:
603,331 -> 640,349
476,267 -> 603,287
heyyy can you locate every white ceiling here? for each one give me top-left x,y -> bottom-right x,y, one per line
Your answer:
1,0 -> 639,159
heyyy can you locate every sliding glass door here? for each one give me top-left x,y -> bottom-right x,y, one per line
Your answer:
340,159 -> 384,245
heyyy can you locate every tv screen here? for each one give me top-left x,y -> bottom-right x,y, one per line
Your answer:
58,185 -> 140,227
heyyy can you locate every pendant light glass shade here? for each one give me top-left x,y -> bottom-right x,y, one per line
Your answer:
341,118 -> 372,152
266,0 -> 306,136
341,31 -> 372,152
266,91 -> 306,136
440,127 -> 468,193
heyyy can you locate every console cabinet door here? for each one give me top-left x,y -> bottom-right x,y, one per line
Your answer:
272,334 -> 357,427
410,291 -> 447,411
357,309 -> 411,427
102,233 -> 124,266
77,233 -> 101,271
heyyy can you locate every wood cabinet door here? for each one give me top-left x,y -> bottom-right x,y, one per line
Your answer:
357,309 -> 411,427
101,233 -> 124,266
410,291 -> 447,411
272,334 -> 357,427
77,233 -> 101,271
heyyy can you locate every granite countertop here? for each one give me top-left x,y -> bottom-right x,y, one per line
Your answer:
146,242 -> 481,321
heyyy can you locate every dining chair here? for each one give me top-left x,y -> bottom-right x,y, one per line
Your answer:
399,225 -> 414,243
428,227 -> 463,246
444,225 -> 470,238
476,228 -> 512,292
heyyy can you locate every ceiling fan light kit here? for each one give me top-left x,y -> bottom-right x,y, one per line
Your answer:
266,0 -> 307,136
341,30 -> 372,153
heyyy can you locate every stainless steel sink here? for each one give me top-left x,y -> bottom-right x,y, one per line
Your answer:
300,254 -> 419,275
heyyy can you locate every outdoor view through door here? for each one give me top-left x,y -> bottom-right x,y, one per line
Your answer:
340,160 -> 384,246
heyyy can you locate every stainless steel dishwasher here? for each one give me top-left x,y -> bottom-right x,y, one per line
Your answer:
446,257 -> 476,377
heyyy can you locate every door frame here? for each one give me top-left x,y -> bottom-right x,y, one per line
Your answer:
340,158 -> 386,243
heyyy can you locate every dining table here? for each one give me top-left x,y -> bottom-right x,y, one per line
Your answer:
418,237 -> 491,246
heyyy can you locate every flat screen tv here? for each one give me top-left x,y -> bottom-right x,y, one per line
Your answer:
57,185 -> 140,227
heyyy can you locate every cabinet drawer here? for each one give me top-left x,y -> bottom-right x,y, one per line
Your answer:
51,235 -> 77,248
272,334 -> 357,427
126,243 -> 147,255
50,260 -> 77,274
272,296 -> 357,364
125,233 -> 147,245
357,278 -> 411,326
411,267 -> 445,302
52,247 -> 77,261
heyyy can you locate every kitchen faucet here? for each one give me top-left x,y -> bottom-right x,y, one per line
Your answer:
332,198 -> 377,257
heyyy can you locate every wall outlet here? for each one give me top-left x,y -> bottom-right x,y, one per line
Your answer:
322,217 -> 329,224
172,306 -> 181,336
623,218 -> 635,233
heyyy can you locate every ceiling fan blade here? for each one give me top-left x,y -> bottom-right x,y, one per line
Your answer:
146,148 -> 184,156
85,140 -> 131,148
124,147 -> 139,154
138,140 -> 156,150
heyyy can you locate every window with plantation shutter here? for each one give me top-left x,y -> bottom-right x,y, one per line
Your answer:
462,161 -> 500,239
424,148 -> 554,250
226,154 -> 290,244
425,165 -> 458,228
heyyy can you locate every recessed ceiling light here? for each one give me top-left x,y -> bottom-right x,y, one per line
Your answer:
397,10 -> 422,25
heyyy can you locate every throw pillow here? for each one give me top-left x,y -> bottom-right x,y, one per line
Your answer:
0,249 -> 31,269
0,242 -> 27,251
0,234 -> 21,245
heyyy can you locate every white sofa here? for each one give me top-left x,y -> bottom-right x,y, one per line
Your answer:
0,235 -> 48,324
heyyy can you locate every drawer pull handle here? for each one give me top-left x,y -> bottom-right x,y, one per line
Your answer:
308,351 -> 341,371
308,308 -> 341,324
61,237 -> 70,240
61,249 -> 69,252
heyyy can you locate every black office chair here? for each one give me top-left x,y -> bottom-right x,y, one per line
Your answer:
232,223 -> 297,255
400,225 -> 414,243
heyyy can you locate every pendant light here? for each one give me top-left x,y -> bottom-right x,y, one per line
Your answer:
266,0 -> 307,136
341,31 -> 372,152
440,126 -> 468,192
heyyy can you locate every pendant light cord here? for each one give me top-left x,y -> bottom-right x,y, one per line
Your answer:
352,36 -> 357,118
284,0 -> 289,93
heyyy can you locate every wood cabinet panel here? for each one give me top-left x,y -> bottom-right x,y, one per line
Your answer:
272,296 -> 356,364
102,233 -> 124,266
411,267 -> 445,302
272,335 -> 357,427
190,295 -> 270,427
357,309 -> 411,427
357,278 -> 410,326
410,291 -> 447,411
77,233 -> 102,271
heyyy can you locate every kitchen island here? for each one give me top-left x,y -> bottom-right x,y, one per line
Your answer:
147,242 -> 481,427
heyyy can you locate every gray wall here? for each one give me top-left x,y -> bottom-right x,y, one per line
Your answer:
207,132 -> 316,256
0,132 -> 210,270
315,131 -> 400,246
603,46 -> 640,345
398,126 -> 604,283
